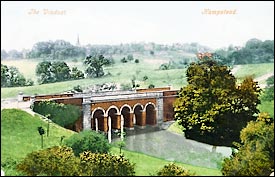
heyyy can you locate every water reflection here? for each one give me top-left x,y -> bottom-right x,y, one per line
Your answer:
112,125 -> 232,169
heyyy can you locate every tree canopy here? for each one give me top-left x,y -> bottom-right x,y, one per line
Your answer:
1,64 -> 33,87
84,54 -> 112,78
173,59 -> 262,146
221,112 -> 274,176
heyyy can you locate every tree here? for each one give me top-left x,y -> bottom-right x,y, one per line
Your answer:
121,57 -> 128,63
1,64 -> 9,87
262,75 -> 274,102
17,146 -> 80,176
174,59 -> 262,146
79,151 -> 135,176
70,67 -> 84,79
1,64 -> 33,87
156,163 -> 193,176
51,61 -> 71,82
36,61 -> 53,84
221,113 -> 274,176
37,126 -> 45,148
84,54 -> 110,78
127,54 -> 134,61
64,130 -> 111,156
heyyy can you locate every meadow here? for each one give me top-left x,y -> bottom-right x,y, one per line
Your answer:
1,58 -> 274,99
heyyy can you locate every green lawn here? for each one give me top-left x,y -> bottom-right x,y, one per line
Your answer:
1,108 -> 221,176
110,147 -> 222,176
234,63 -> 274,83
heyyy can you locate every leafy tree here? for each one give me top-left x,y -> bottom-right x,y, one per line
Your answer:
134,59 -> 139,63
1,64 -> 33,87
174,59 -> 261,146
36,61 -> 54,84
225,39 -> 274,64
70,67 -> 84,80
17,146 -> 80,176
79,151 -> 135,176
159,63 -> 170,70
262,75 -> 274,102
84,54 -> 110,78
127,54 -> 134,61
121,57 -> 128,63
64,130 -> 111,156
36,61 -> 84,84
37,126 -> 45,148
148,84 -> 155,89
156,163 -> 193,176
143,75 -> 148,81
27,40 -> 86,60
51,61 -> 71,81
221,113 -> 274,176
1,64 -> 9,87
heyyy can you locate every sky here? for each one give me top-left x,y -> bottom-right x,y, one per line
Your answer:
1,1 -> 274,51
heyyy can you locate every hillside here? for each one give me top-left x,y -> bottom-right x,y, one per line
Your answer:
1,109 -> 222,176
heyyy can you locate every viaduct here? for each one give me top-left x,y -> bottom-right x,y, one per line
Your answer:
22,87 -> 178,142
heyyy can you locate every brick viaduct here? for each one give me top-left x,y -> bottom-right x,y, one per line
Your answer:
23,87 -> 178,142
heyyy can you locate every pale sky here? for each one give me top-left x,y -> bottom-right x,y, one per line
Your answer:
1,1 -> 274,51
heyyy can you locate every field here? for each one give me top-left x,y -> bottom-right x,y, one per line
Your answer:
1,108 -> 221,176
1,58 -> 274,99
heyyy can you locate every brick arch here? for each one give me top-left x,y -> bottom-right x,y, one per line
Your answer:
91,107 -> 106,118
121,106 -> 133,128
107,106 -> 119,130
134,104 -> 143,126
145,103 -> 156,126
144,102 -> 156,111
92,109 -> 105,131
120,104 -> 133,114
133,103 -> 144,111
106,105 -> 120,117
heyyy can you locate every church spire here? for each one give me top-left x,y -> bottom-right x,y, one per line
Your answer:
76,34 -> 80,46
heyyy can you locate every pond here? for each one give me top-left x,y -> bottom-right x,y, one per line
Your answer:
112,125 -> 232,169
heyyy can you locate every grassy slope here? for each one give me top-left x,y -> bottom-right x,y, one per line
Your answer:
1,59 -> 274,99
1,108 -> 221,176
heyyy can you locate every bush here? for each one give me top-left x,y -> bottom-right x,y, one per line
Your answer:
148,84 -> 155,88
16,146 -> 80,176
32,100 -> 81,128
64,130 -> 111,156
156,163 -> 193,176
79,151 -> 135,176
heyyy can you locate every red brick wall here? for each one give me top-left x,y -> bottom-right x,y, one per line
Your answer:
136,87 -> 171,93
163,90 -> 178,122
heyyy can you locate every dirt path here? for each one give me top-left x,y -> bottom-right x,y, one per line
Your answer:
1,99 -> 35,116
255,72 -> 274,88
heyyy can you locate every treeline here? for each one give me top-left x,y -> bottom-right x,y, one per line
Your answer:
1,40 -> 211,60
214,38 -> 274,65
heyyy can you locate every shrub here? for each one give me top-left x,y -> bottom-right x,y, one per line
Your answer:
32,100 -> 81,128
148,84 -> 155,88
156,163 -> 193,176
64,130 -> 111,156
79,151 -> 135,176
16,146 -> 80,176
